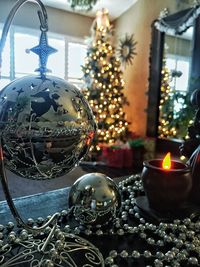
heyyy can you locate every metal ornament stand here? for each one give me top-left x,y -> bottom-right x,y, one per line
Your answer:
0,1 -> 104,266
0,0 -> 59,233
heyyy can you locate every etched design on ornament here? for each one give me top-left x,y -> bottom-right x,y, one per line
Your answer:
0,75 -> 96,180
73,205 -> 116,224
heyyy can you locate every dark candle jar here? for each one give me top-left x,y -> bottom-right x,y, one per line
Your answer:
141,159 -> 192,212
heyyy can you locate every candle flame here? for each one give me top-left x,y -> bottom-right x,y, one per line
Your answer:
162,152 -> 171,170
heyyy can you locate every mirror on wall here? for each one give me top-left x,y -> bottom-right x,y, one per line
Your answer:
165,28 -> 193,94
147,6 -> 200,143
158,26 -> 194,139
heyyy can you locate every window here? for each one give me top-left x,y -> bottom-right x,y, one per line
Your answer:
166,55 -> 190,92
67,42 -> 86,87
0,28 -> 10,78
15,32 -> 38,77
48,36 -> 65,78
0,24 -> 86,90
166,54 -> 191,113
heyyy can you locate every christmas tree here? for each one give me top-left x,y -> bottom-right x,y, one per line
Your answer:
158,57 -> 195,139
82,9 -> 129,153
158,59 -> 176,138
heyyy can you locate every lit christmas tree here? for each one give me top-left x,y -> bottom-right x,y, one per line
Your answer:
82,9 -> 129,153
158,58 -> 176,138
158,57 -> 195,139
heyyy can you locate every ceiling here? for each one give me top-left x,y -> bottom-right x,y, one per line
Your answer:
42,0 -> 138,20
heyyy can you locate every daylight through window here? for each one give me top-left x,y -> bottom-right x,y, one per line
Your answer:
0,25 -> 86,90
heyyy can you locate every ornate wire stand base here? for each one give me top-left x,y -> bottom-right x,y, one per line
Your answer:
0,225 -> 104,267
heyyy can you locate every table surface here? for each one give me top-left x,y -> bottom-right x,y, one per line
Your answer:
0,163 -> 138,201
0,187 -> 71,225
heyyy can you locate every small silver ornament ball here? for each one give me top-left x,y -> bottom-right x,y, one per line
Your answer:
0,75 -> 96,180
68,173 -> 121,226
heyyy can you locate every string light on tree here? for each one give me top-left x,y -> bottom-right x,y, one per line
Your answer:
82,8 -> 129,152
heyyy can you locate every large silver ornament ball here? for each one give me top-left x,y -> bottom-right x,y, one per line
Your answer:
0,75 -> 96,180
68,173 -> 121,226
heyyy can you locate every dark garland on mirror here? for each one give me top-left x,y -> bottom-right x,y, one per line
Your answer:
155,5 -> 200,34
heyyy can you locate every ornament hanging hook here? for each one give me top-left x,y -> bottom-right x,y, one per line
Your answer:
38,9 -> 48,32
0,0 -> 48,77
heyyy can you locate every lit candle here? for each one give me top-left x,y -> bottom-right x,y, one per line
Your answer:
162,152 -> 171,170
141,152 -> 192,212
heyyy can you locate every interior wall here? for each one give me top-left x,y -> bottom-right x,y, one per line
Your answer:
114,0 -> 179,137
0,0 -> 94,38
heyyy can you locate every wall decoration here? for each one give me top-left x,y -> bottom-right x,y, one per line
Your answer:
118,34 -> 137,66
